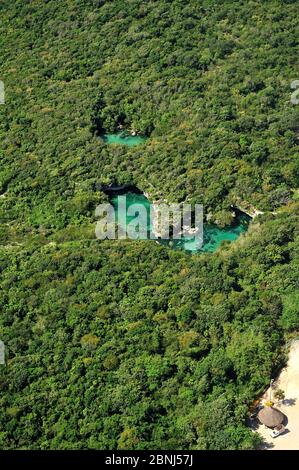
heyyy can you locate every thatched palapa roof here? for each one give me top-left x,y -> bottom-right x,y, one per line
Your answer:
257,406 -> 285,428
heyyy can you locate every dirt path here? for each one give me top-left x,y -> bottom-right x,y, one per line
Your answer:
256,340 -> 299,450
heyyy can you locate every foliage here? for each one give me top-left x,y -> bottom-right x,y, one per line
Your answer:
0,0 -> 298,451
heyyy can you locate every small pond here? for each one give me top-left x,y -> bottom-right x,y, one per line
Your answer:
102,132 -> 147,146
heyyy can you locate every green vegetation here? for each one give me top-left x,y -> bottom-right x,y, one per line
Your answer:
0,0 -> 298,450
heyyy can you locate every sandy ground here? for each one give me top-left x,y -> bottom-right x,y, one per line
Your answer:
256,340 -> 299,450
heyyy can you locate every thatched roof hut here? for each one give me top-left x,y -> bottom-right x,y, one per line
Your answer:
257,406 -> 285,428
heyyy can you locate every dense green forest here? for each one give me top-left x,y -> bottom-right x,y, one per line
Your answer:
0,0 -> 298,450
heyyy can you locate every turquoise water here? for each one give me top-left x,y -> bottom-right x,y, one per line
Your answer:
102,132 -> 147,146
110,192 -> 250,253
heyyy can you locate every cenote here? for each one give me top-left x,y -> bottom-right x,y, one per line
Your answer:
102,134 -> 250,253
109,191 -> 250,254
102,132 -> 147,147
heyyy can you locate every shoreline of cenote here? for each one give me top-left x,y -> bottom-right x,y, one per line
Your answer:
109,192 -> 251,253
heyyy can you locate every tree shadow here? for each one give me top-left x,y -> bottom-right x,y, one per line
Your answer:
259,439 -> 274,450
247,417 -> 260,431
282,398 -> 297,407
